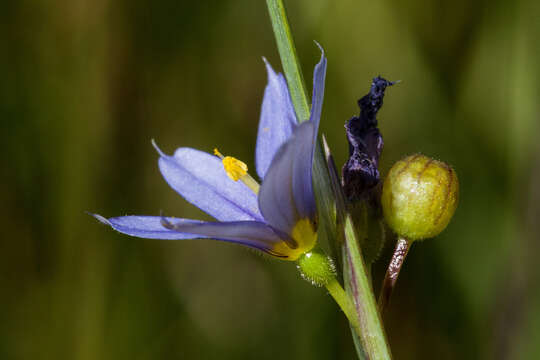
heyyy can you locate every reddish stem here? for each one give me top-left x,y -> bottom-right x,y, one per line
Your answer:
378,237 -> 410,312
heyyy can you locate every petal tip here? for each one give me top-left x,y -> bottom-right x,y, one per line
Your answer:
313,40 -> 325,56
89,212 -> 111,226
159,213 -> 174,230
151,139 -> 166,157
262,58 -> 280,80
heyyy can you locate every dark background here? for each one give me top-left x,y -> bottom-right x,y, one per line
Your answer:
2,0 -> 539,359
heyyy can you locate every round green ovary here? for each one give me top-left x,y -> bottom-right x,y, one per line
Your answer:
297,251 -> 335,286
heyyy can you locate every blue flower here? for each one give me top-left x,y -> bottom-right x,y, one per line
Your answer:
92,49 -> 327,261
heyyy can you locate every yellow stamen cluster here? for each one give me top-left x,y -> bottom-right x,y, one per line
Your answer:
213,148 -> 260,193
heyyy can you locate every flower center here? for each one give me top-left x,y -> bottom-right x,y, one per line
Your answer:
271,218 -> 317,261
214,148 -> 260,194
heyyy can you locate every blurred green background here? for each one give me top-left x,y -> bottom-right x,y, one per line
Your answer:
2,0 -> 539,359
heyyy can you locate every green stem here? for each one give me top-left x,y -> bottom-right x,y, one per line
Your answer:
265,0 -> 310,122
326,279 -> 362,336
344,215 -> 392,359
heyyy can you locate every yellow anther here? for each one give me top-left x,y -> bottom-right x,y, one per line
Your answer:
222,156 -> 248,181
213,147 -> 260,193
213,148 -> 224,158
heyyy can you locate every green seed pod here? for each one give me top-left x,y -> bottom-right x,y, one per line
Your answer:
381,154 -> 459,241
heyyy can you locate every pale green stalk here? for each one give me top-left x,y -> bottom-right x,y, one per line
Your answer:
325,279 -> 362,337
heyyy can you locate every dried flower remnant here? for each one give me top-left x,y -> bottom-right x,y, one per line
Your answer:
340,77 -> 396,265
342,77 -> 396,201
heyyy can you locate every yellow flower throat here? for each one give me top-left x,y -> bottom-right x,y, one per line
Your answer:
271,218 -> 317,261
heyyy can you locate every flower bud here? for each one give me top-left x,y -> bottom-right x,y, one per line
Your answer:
381,154 -> 458,241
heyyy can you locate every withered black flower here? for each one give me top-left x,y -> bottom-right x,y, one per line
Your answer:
342,76 -> 396,201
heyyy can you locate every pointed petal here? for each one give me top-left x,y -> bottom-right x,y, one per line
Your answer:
158,147 -> 263,222
309,43 -> 327,139
258,122 -> 317,235
92,214 -> 284,255
255,59 -> 297,179
161,217 -> 284,253
92,214 -> 206,240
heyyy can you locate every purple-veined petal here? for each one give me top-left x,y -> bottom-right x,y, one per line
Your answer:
157,146 -> 263,222
92,214 -> 207,240
93,214 -> 285,254
291,123 -> 317,222
161,217 -> 285,254
258,122 -> 317,236
255,59 -> 297,180
309,43 -> 327,141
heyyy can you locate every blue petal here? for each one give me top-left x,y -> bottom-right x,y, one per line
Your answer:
161,217 -> 284,254
157,147 -> 263,222
309,43 -> 327,140
92,214 -> 207,240
255,59 -> 297,180
258,122 -> 317,236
